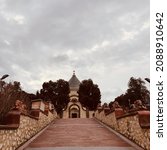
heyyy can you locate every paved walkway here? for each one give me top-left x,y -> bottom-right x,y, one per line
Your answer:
24,118 -> 141,150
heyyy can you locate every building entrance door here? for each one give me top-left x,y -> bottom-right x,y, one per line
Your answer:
69,106 -> 80,118
72,113 -> 78,118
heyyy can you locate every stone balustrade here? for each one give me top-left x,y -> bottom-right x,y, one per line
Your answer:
0,99 -> 57,150
95,107 -> 150,150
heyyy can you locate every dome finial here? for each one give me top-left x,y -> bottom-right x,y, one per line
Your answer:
73,70 -> 75,75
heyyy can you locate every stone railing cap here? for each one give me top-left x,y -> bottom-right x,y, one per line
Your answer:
138,110 -> 150,128
137,110 -> 150,115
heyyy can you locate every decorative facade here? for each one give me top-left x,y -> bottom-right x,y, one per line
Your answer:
62,71 -> 94,118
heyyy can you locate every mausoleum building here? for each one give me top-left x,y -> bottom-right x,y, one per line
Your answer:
62,72 -> 94,118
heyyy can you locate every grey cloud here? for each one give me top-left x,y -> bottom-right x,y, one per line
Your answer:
0,0 -> 150,102
51,54 -> 69,64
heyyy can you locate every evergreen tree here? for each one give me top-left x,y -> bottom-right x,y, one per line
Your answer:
78,79 -> 101,110
38,79 -> 70,116
110,77 -> 150,110
126,77 -> 150,105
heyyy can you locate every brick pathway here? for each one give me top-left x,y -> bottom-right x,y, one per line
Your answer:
24,118 -> 141,150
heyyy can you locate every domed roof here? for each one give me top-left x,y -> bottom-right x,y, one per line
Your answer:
69,71 -> 80,91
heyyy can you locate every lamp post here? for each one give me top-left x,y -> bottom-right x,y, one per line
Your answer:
0,74 -> 9,92
144,77 -> 150,110
145,78 -> 150,83
0,74 -> 9,80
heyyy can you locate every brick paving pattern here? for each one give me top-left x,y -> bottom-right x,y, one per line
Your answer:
25,118 -> 139,150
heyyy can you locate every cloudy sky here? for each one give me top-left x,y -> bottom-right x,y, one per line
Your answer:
0,0 -> 149,103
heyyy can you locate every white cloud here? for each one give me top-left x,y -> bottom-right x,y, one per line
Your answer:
121,29 -> 138,41
4,40 -> 10,45
13,15 -> 25,24
1,11 -> 25,24
141,21 -> 150,31
91,40 -> 110,52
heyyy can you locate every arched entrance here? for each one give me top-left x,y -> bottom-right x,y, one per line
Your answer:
69,104 -> 80,118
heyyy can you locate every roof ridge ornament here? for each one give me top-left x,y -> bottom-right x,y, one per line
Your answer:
73,70 -> 75,75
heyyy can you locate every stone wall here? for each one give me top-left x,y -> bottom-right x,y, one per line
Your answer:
88,110 -> 95,118
0,100 -> 57,150
95,108 -> 150,150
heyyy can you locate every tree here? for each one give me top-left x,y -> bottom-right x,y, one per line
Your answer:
18,91 -> 32,113
78,79 -> 101,111
114,94 -> 129,108
126,77 -> 150,105
109,77 -> 150,111
0,81 -> 21,122
38,79 -> 70,116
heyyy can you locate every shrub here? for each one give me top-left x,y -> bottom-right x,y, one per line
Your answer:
0,81 -> 21,122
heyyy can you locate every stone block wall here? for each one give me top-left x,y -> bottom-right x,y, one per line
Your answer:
88,111 -> 95,118
95,108 -> 150,150
0,100 -> 57,150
